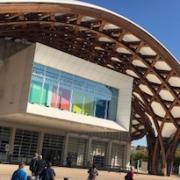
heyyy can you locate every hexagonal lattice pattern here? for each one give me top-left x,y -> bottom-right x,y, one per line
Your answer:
168,76 -> 180,87
171,106 -> 180,118
159,89 -> 175,101
0,1 -> 179,175
146,73 -> 161,84
151,101 -> 166,118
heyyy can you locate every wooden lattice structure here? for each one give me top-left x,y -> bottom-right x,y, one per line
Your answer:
0,1 -> 179,176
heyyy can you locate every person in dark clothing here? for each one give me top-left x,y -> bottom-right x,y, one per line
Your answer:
35,155 -> 46,179
66,155 -> 72,167
87,164 -> 98,180
40,162 -> 56,180
29,153 -> 38,176
125,167 -> 134,180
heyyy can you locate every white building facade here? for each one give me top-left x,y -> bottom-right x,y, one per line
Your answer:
0,42 -> 133,169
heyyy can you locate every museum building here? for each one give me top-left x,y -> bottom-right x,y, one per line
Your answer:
0,42 -> 132,168
0,0 -> 179,175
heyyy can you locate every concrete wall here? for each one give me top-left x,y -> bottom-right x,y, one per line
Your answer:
0,45 -> 35,114
34,43 -> 133,131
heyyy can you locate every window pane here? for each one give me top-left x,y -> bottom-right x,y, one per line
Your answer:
29,75 -> 43,104
95,99 -> 107,118
29,63 -> 119,121
107,88 -> 118,121
59,88 -> 71,111
41,83 -> 49,106
83,94 -> 94,116
72,90 -> 83,114
51,86 -> 59,108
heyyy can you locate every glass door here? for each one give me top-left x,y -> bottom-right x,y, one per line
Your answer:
42,134 -> 65,166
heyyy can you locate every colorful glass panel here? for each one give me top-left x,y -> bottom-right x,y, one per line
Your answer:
59,88 -> 71,111
41,83 -> 49,106
72,91 -> 83,114
29,63 -> 119,121
83,95 -> 94,116
95,99 -> 107,119
51,86 -> 59,107
29,79 -> 42,104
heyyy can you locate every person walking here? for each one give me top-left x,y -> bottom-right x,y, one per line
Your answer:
29,153 -> 38,176
87,164 -> 98,180
124,167 -> 134,180
11,162 -> 27,180
35,155 -> 46,180
66,154 -> 72,167
40,162 -> 56,180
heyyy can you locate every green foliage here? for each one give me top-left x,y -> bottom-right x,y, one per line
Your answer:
131,150 -> 148,162
174,148 -> 180,166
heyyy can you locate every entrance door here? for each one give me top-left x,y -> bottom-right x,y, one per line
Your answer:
42,134 -> 65,166
67,137 -> 87,167
42,149 -> 62,166
92,141 -> 107,168
111,144 -> 125,168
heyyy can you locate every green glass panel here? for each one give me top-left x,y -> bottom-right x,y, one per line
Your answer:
41,84 -> 49,106
73,104 -> 82,113
107,88 -> 118,121
83,95 -> 94,116
29,81 -> 42,104
72,91 -> 83,114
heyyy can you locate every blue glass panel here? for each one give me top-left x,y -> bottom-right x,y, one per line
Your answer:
60,72 -> 73,87
45,67 -> 59,81
32,63 -> 44,76
95,99 -> 107,119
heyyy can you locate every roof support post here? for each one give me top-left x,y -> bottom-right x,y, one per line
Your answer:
147,134 -> 179,176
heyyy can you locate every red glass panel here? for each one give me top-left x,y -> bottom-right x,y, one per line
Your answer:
59,88 -> 71,110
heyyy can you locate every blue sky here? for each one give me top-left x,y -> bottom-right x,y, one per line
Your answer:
82,0 -> 180,62
81,0 -> 180,146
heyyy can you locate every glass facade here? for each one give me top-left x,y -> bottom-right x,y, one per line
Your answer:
13,129 -> 38,158
28,63 -> 119,121
42,134 -> 65,165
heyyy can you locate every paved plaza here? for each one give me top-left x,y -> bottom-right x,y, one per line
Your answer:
0,164 -> 179,180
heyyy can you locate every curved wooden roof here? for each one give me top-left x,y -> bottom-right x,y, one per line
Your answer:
0,0 -> 179,141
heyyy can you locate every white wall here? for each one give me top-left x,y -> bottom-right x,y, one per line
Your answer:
0,45 -> 35,114
34,43 -> 133,130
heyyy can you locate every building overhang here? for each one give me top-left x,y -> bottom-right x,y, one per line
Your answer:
0,112 -> 126,133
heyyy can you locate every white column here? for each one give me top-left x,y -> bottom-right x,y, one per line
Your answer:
124,143 -> 131,169
9,127 -> 16,155
106,141 -> 112,167
63,134 -> 69,166
37,131 -> 44,155
85,137 -> 92,167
